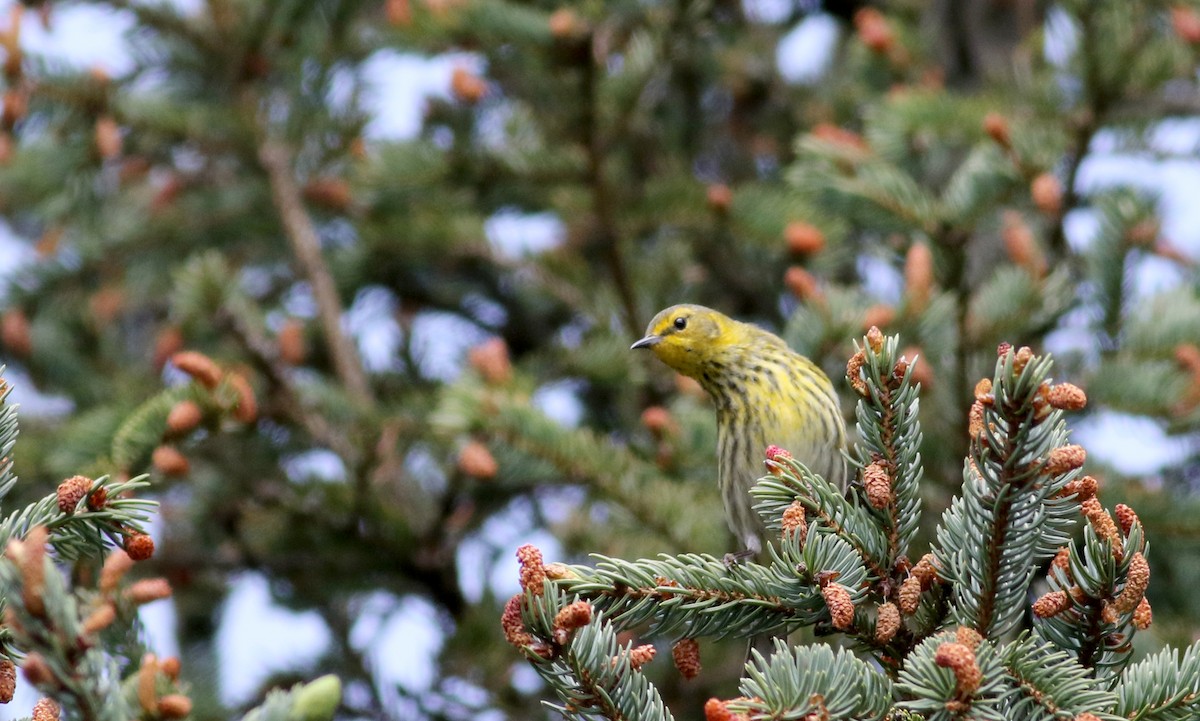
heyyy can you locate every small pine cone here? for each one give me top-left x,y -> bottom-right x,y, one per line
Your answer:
854,8 -> 894,53
0,658 -> 14,703
1075,713 -> 1102,721
640,406 -> 676,437
125,578 -> 173,605
1114,503 -> 1139,536
1175,343 -> 1200,374
21,654 -> 52,686
846,350 -> 868,396
157,695 -> 193,720
153,326 -> 184,370
166,400 -> 203,435
56,475 -> 93,514
784,221 -> 825,255
457,441 -> 498,479
1172,6 -> 1200,44
974,378 -> 993,403
862,305 -> 894,331
450,66 -> 487,103
553,601 -> 593,634
997,341 -> 1013,358
706,183 -> 733,213
874,602 -> 900,644
865,325 -> 884,353
863,461 -> 892,509
1046,445 -> 1086,475
812,122 -> 869,150
1114,552 -> 1150,613
1002,211 -> 1046,278
1100,602 -> 1119,624
904,242 -> 933,313
898,575 -> 922,615
301,177 -> 352,212
1012,346 -> 1034,375
822,583 -> 855,630
1031,173 -> 1063,215
94,115 -> 122,159
468,337 -> 512,385
516,544 -> 546,595
278,319 -> 307,365
1047,382 -> 1087,411
1081,498 -> 1122,553
31,698 -> 59,721
627,644 -> 656,670
1052,547 -> 1071,572
912,553 -> 939,588
227,372 -> 258,424
982,112 -> 1011,148
100,550 -> 134,592
703,698 -> 747,721
781,500 -> 807,541
783,266 -> 823,305
501,594 -> 533,647
82,602 -> 117,635
1032,591 -> 1072,619
152,445 -> 190,477
1,309 -> 32,356
955,626 -> 983,651
968,401 -> 986,439
1133,597 -> 1153,630
125,533 -> 155,562
672,638 -> 701,680
1060,475 -> 1098,502
170,351 -> 223,389
934,642 -> 982,695
160,656 -> 182,680
765,444 -> 792,465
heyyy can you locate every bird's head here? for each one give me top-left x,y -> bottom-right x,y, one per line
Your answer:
631,304 -> 739,377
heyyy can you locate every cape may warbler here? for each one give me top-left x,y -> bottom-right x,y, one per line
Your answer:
632,304 -> 847,554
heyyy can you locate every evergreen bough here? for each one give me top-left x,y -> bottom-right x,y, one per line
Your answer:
504,331 -> 1194,720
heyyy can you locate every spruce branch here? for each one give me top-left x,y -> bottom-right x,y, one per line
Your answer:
735,641 -> 893,721
258,139 -> 373,407
750,462 -> 890,579
846,328 -> 925,565
1113,641 -> 1200,721
934,347 -> 1084,639
514,584 -> 674,721
554,527 -> 869,641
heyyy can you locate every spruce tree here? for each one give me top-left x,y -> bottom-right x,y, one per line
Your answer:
0,1 -> 1194,719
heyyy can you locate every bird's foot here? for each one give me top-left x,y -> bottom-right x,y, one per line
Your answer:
723,549 -> 755,567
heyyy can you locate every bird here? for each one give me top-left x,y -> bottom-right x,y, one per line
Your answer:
631,304 -> 847,556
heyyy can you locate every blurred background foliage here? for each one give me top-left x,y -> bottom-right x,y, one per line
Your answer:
0,0 -> 1197,718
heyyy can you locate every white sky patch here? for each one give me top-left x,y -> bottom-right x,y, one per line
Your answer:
532,380 -> 585,428
360,50 -> 484,140
350,594 -> 443,696
410,310 -> 490,380
1072,411 -> 1192,475
484,209 -> 565,258
777,13 -> 838,85
216,573 -> 332,706
12,1 -> 134,74
281,448 -> 347,483
345,286 -> 403,373
743,0 -> 793,24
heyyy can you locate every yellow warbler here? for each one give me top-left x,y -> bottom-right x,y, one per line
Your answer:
633,304 -> 846,553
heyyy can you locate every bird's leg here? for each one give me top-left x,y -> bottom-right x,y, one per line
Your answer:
723,549 -> 756,567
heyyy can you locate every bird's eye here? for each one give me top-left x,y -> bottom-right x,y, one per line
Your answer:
673,316 -> 687,330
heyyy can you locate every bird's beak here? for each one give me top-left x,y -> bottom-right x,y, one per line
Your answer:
631,335 -> 661,350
